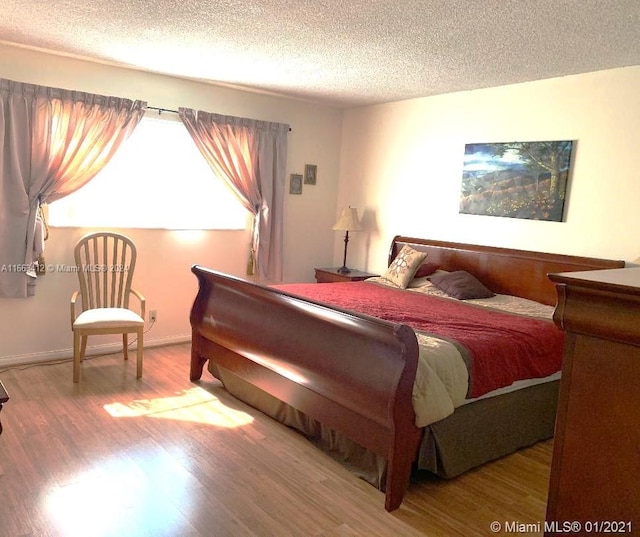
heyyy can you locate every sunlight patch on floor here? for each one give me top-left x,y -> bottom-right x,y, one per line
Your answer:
103,386 -> 254,427
44,454 -> 190,537
46,468 -> 143,537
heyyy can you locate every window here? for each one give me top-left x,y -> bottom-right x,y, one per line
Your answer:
49,114 -> 248,230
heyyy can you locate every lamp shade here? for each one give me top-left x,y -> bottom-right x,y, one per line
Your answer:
332,207 -> 362,232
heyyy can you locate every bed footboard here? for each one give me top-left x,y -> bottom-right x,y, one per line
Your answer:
189,265 -> 422,511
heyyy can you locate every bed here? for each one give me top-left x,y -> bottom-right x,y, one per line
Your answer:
189,236 -> 624,511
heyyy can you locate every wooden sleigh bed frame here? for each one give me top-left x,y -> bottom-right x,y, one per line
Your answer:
189,236 -> 624,511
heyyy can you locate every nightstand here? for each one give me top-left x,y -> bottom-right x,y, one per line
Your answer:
314,267 -> 378,283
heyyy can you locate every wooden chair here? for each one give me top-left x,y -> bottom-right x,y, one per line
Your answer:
70,232 -> 145,383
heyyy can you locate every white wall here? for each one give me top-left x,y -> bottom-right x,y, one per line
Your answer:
4,44 -> 639,365
338,67 -> 640,275
0,44 -> 343,365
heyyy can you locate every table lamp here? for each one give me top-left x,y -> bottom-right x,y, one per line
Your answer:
332,207 -> 362,273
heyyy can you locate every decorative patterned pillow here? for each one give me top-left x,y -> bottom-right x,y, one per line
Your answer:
381,245 -> 428,288
429,270 -> 495,299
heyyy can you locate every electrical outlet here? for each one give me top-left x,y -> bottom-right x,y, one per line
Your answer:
149,310 -> 157,323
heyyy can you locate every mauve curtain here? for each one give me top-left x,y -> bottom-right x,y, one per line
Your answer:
0,78 -> 146,298
178,108 -> 289,282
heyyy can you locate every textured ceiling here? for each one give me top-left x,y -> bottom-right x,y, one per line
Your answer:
1,0 -> 639,108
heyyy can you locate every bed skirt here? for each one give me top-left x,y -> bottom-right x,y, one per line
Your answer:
208,362 -> 558,488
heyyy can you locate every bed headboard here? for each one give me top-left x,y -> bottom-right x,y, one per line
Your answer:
389,236 -> 625,306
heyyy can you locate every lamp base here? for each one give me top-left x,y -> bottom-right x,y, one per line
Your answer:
337,266 -> 351,274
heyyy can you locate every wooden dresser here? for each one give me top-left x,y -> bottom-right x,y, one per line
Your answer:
0,379 -> 8,435
546,267 -> 640,532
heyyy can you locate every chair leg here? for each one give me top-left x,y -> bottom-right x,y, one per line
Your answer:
136,328 -> 143,379
123,334 -> 129,361
73,332 -> 81,383
80,336 -> 87,362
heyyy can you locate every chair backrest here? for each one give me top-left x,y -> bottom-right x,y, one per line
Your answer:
74,232 -> 137,311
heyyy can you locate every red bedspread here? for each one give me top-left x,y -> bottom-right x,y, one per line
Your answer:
274,281 -> 564,398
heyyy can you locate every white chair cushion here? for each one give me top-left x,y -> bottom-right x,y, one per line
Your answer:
73,308 -> 144,329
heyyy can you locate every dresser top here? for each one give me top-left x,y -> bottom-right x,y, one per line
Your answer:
549,267 -> 640,296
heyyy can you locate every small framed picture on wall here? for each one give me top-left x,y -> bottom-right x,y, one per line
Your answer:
289,173 -> 303,194
304,164 -> 317,185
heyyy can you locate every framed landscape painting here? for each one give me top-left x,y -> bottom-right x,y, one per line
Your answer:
459,140 -> 574,221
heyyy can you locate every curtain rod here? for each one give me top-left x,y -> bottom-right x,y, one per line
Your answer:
146,105 -> 292,131
147,106 -> 178,114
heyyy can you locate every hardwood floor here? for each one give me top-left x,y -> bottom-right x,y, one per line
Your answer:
0,344 -> 552,536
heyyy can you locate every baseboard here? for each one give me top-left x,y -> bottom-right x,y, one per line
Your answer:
0,334 -> 192,368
